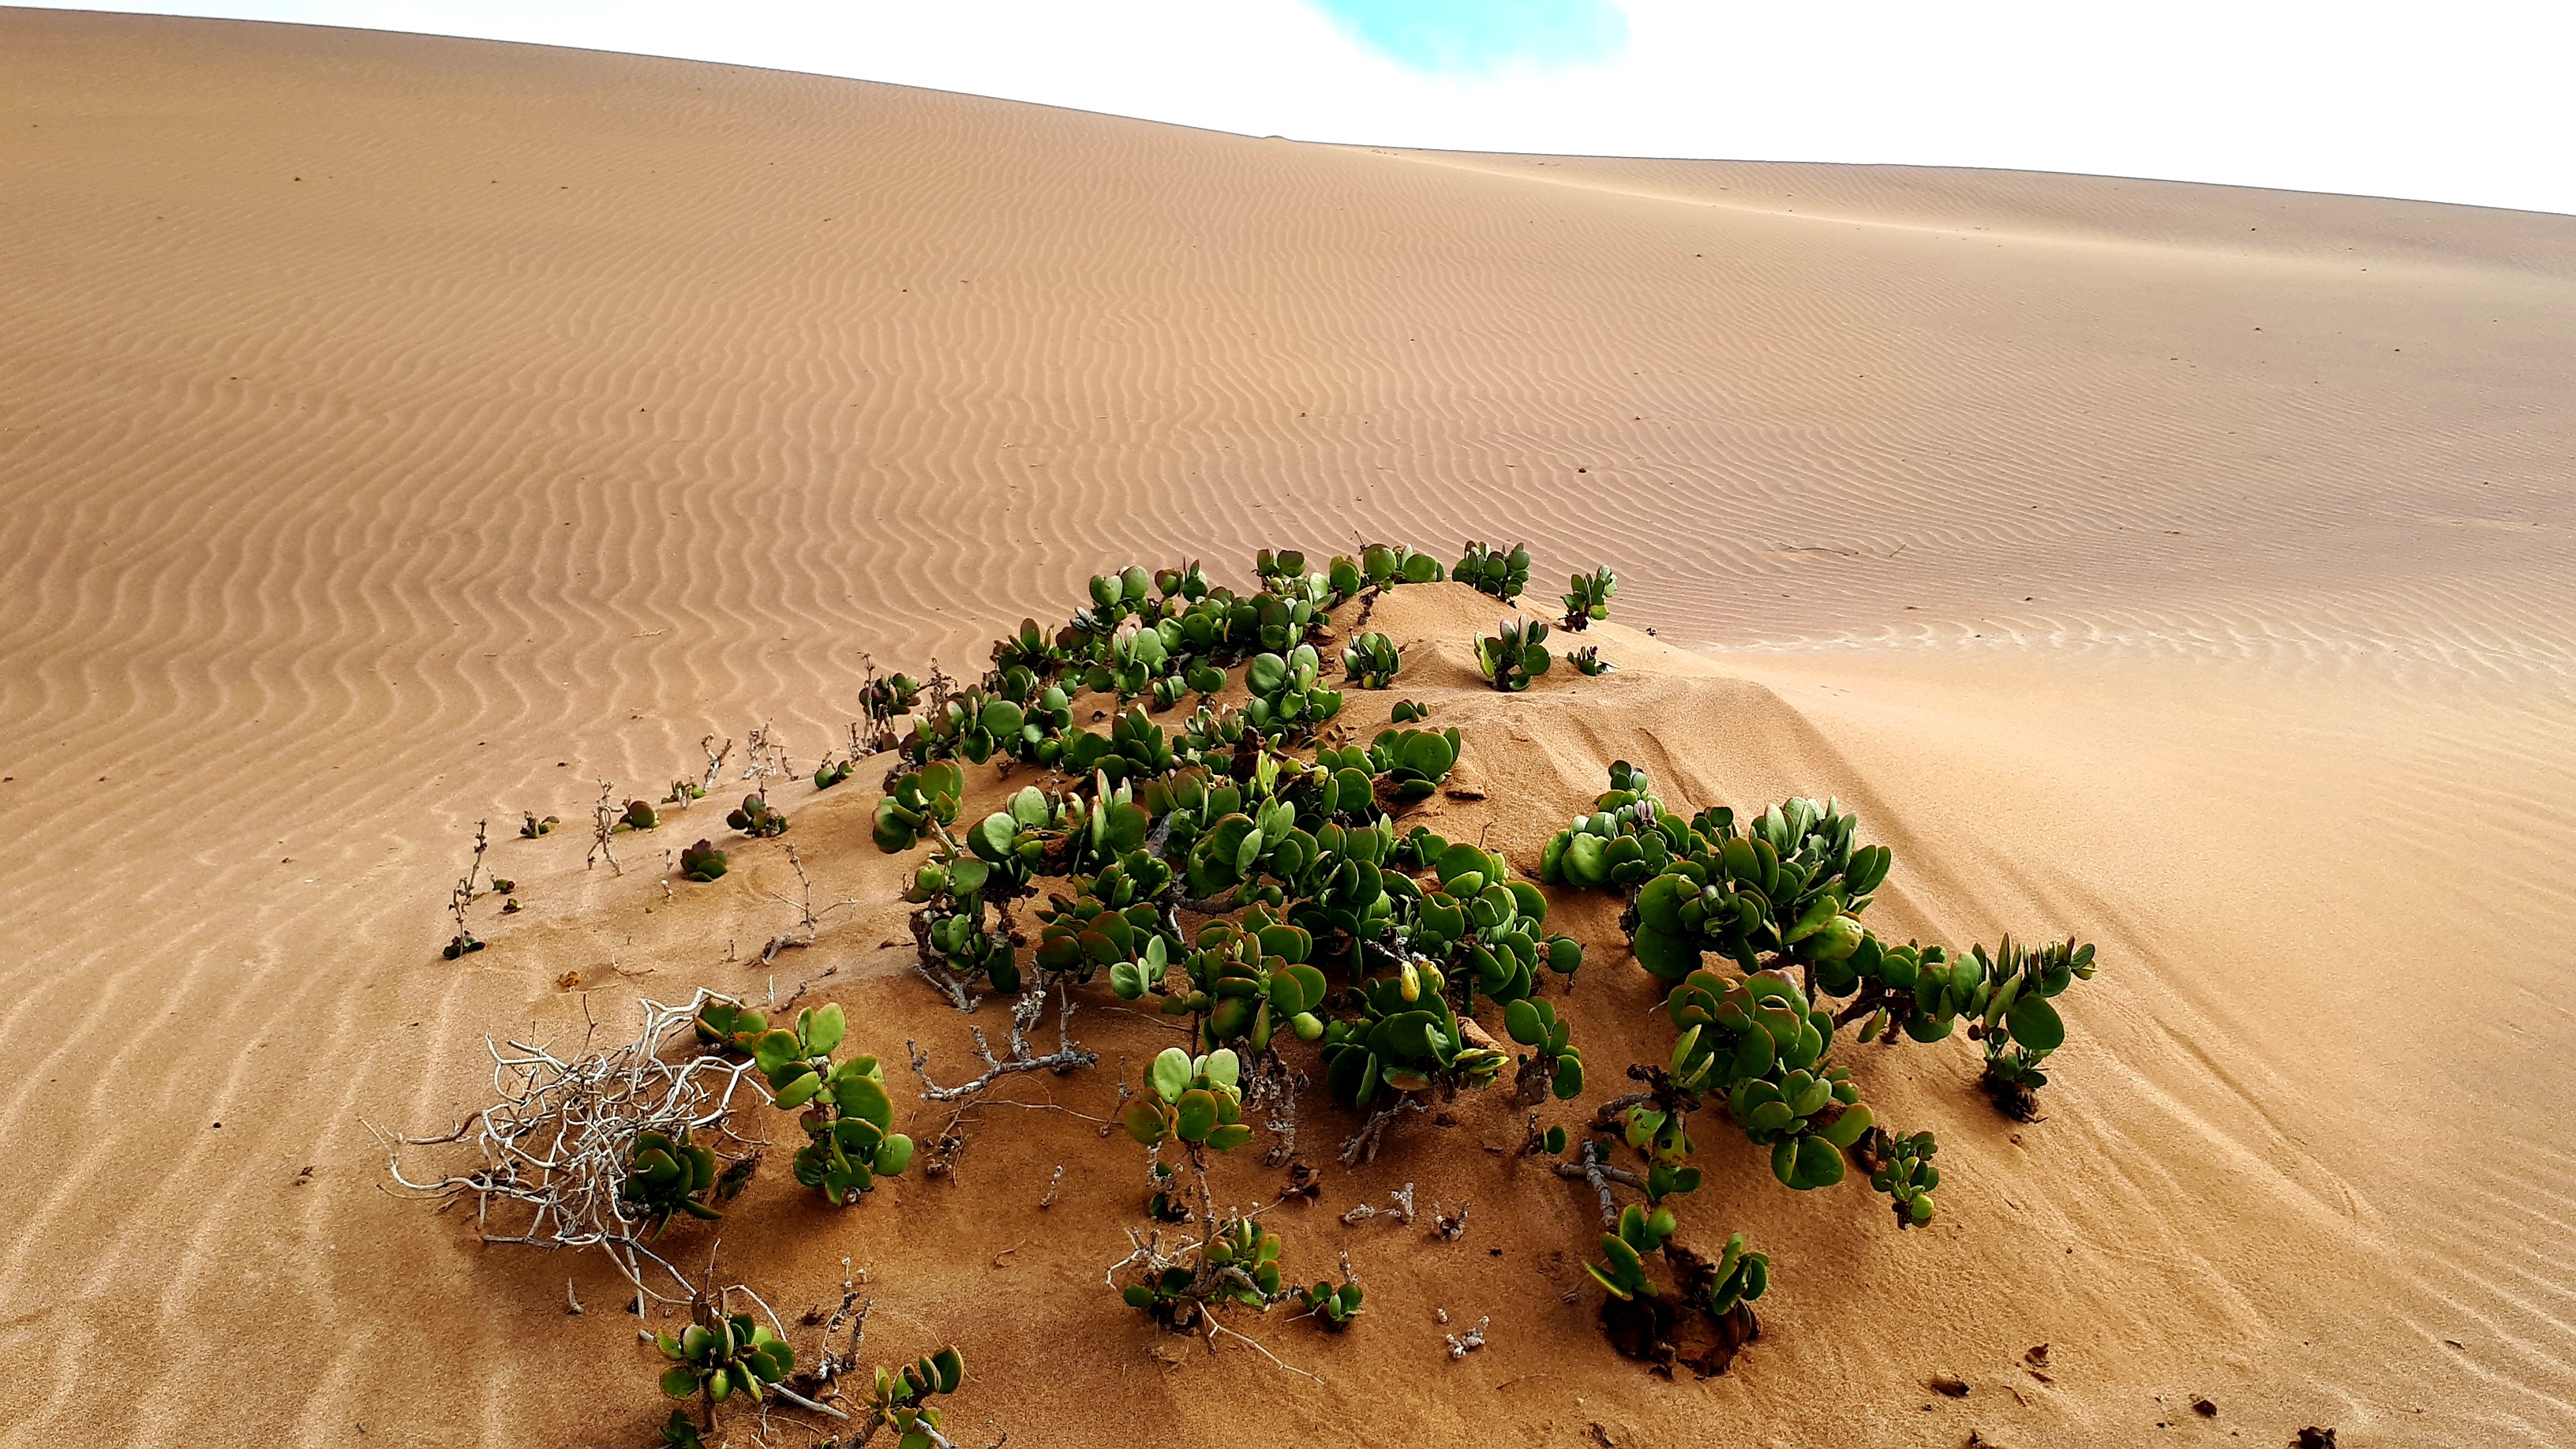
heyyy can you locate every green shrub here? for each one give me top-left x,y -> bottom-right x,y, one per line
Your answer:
677,839 -> 728,882
1474,617 -> 1552,691
653,1313 -> 792,1413
1562,567 -> 1616,630
1350,543 -> 1445,588
1242,645 -> 1342,740
1342,631 -> 1402,688
1865,1127 -> 1939,1227
1455,541 -> 1531,601
751,1004 -> 915,1204
724,794 -> 787,839
621,1129 -> 724,1237
871,762 -> 964,854
853,1347 -> 967,1449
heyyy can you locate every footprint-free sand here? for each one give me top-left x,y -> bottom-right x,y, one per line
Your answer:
4,9 -> 2574,1446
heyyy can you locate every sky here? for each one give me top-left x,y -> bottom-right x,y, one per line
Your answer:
28,0 -> 2576,215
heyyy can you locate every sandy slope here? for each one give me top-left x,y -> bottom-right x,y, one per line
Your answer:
3,9 -> 2574,1447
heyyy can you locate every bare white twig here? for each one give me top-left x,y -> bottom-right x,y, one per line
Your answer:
1445,1315 -> 1490,1359
1340,1181 -> 1417,1227
369,987 -> 765,1305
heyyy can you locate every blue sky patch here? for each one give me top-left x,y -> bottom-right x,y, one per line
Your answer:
1308,0 -> 1630,77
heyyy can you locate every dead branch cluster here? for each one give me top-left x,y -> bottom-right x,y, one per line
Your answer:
369,988 -> 766,1305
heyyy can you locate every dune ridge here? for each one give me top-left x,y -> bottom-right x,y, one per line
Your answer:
2,9 -> 2573,1446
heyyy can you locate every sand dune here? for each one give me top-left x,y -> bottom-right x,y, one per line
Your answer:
2,9 -> 2573,1446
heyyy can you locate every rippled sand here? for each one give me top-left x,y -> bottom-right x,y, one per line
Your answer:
3,11 -> 2572,1446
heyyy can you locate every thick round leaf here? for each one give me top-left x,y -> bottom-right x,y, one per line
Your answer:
2005,994 -> 2066,1054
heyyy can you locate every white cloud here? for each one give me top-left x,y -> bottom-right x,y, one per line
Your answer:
21,1 -> 2574,215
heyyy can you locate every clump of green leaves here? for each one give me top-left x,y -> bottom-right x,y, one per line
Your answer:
1474,616 -> 1552,691
1571,645 -> 1613,676
853,1346 -> 967,1449
1455,541 -> 1532,601
1562,567 -> 1616,631
1123,1046 -> 1255,1154
1864,1127 -> 1940,1227
1965,935 -> 2096,1120
677,838 -> 728,882
1341,631 -> 1402,688
621,1129 -> 724,1236
1389,698 -> 1430,724
1333,543 -> 1445,595
1587,1207 -> 1770,1377
1242,645 -> 1342,740
724,793 -> 788,839
1504,998 -> 1586,1104
812,758 -> 855,790
621,799 -> 659,830
1291,1261 -> 1365,1331
872,762 -> 964,853
520,811 -> 560,838
751,1004 -> 915,1204
654,1311 -> 794,1418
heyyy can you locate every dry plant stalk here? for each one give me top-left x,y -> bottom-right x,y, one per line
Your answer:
699,733 -> 733,796
761,844 -> 860,964
743,722 -> 789,792
586,780 -> 620,874
447,819 -> 489,955
369,987 -> 766,1304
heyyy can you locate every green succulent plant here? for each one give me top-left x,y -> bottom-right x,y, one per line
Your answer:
621,1129 -> 724,1237
1455,541 -> 1532,601
859,668 -> 927,727
1368,726 -> 1459,801
1061,708 -> 1178,784
1570,645 -> 1613,676
1341,631 -> 1403,688
1118,907 -> 1331,1054
1866,1127 -> 1940,1227
622,799 -> 659,830
724,794 -> 788,839
1121,1213 -> 1286,1321
1293,1273 -> 1365,1331
1346,543 -> 1446,589
853,1346 -> 966,1449
654,1312 -> 794,1415
677,838 -> 728,882
1562,567 -> 1617,630
1388,698 -> 1430,724
1320,970 -> 1509,1109
1585,1201 -> 1681,1300
872,762 -> 965,854
812,758 -> 855,790
1474,616 -> 1552,692
520,812 -> 559,838
1702,1232 -> 1771,1316
1504,997 -> 1586,1103
750,1005 -> 915,1204
1241,644 -> 1342,741
1122,1046 -> 1256,1153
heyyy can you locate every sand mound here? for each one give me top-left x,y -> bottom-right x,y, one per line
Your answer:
2,10 -> 2573,1447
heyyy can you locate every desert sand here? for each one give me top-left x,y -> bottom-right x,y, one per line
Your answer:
3,9 -> 2574,1447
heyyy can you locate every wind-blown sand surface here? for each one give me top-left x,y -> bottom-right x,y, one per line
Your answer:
4,9 -> 2574,1446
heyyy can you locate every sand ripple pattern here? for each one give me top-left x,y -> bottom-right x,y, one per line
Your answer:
2,12 -> 2574,1447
